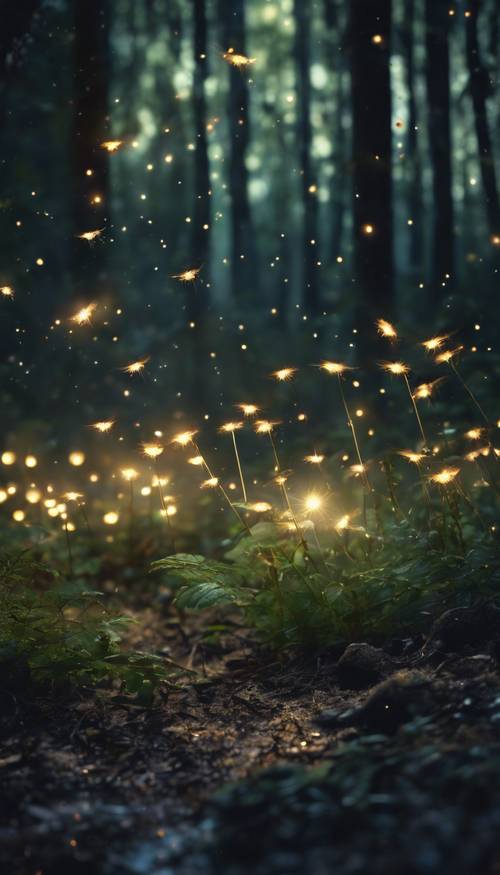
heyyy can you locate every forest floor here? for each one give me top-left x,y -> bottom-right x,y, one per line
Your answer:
3,601 -> 500,875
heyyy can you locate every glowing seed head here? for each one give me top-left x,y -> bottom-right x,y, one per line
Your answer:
172,267 -> 202,282
72,303 -> 96,325
272,367 -> 297,382
237,403 -> 259,417
254,419 -> 280,434
398,450 -> 424,465
335,514 -> 351,531
376,318 -> 398,339
64,492 -> 83,502
435,346 -> 463,364
91,420 -> 114,433
122,357 -> 149,375
142,443 -> 164,459
429,467 -> 460,485
412,378 -> 444,400
465,449 -> 480,462
172,430 -> 198,446
320,361 -> 350,375
304,454 -> 324,465
13,510 -> 25,522
381,361 -> 409,375
422,334 -> 450,352
188,455 -> 204,466
219,421 -> 244,433
1,285 -> 14,298
349,464 -> 365,476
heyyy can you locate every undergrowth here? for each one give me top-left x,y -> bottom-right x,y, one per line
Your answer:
0,551 -> 167,700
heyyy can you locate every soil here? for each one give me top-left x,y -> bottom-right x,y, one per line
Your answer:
2,605 -> 500,875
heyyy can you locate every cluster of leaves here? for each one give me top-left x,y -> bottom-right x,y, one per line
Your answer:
0,551 -> 166,699
153,519 -> 500,648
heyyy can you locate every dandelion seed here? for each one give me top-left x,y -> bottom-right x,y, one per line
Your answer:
188,455 -> 204,466
398,450 -> 425,465
121,468 -> 138,481
412,378 -> 445,400
381,361 -> 410,375
422,334 -> 450,352
465,428 -> 484,440
171,430 -> 198,446
172,267 -> 202,283
254,420 -> 280,434
201,477 -> 219,489
320,360 -> 351,375
64,492 -> 83,502
219,421 -> 244,433
142,443 -> 164,459
122,357 -> 149,375
429,467 -> 460,485
435,346 -> 464,364
77,229 -> 103,242
72,303 -> 96,325
271,367 -> 297,382
91,420 -> 115,433
304,454 -> 325,464
1,285 -> 14,298
101,139 -> 123,153
251,502 -> 272,513
237,403 -> 259,417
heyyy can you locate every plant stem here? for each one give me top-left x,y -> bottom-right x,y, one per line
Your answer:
449,360 -> 489,424
193,441 -> 251,533
231,430 -> 247,503
403,373 -> 427,447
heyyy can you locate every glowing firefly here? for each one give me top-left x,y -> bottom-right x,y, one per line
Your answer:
101,140 -> 123,153
465,428 -> 484,440
422,334 -> 450,352
398,450 -> 425,465
1,285 -> 14,298
72,303 -> 96,325
171,430 -> 198,447
223,49 -> 256,68
435,346 -> 464,364
304,454 -> 325,464
429,467 -> 460,485
376,318 -> 398,340
91,420 -> 115,433
172,267 -> 202,283
122,357 -> 149,375
142,443 -> 164,459
412,378 -> 445,400
271,367 -> 297,382
77,229 -> 103,242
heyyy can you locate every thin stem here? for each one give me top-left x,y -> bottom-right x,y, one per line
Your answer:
268,431 -> 304,542
403,373 -> 427,447
231,430 -> 247,503
337,374 -> 370,487
193,441 -> 250,533
64,518 -> 73,579
449,360 -> 489,424
154,459 -> 175,552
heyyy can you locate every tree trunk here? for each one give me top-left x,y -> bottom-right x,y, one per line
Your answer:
465,0 -> 500,239
323,0 -> 346,261
294,0 -> 320,315
71,0 -> 110,293
350,0 -> 393,355
425,0 -> 454,297
402,0 -> 424,269
190,0 -> 211,321
220,0 -> 255,300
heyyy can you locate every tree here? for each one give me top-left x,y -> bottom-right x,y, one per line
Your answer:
425,0 -> 454,298
220,0 -> 255,299
190,0 -> 211,321
402,0 -> 424,270
465,0 -> 500,240
323,0 -> 347,262
349,0 -> 393,356
294,0 -> 319,315
71,0 -> 110,292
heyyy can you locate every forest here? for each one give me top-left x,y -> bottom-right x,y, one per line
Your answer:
1,1 -> 500,873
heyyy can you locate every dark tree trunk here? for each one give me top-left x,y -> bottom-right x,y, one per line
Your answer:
465,0 -> 500,239
71,0 -> 110,293
350,0 -> 393,355
294,0 -> 320,315
425,0 -> 454,297
220,0 -> 255,299
402,0 -> 424,269
190,0 -> 211,321
323,0 -> 346,261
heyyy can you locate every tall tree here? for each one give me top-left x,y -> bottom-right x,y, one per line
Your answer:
220,0 -> 255,298
71,0 -> 110,293
402,0 -> 424,269
465,0 -> 500,240
294,0 -> 319,315
350,0 -> 393,354
323,0 -> 347,262
425,0 -> 454,297
190,0 -> 211,321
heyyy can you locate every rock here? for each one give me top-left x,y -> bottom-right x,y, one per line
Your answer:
355,670 -> 436,734
426,604 -> 500,654
337,642 -> 393,690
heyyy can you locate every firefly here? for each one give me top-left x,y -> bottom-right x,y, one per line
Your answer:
1,285 -> 14,298
172,267 -> 202,283
412,378 -> 445,400
271,367 -> 297,382
465,428 -> 484,440
251,502 -> 272,513
77,229 -> 103,242
201,477 -> 219,489
188,455 -> 204,466
72,303 -> 96,325
103,511 -> 119,525
376,318 -> 398,340
91,420 -> 115,433
422,334 -> 450,352
304,454 -> 325,464
1,451 -> 16,465
101,140 -> 123,153
223,49 -> 256,68
122,357 -> 149,375
69,452 -> 85,467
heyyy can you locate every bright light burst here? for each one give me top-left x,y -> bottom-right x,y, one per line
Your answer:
219,421 -> 244,433
435,346 -> 464,364
381,361 -> 410,375
376,318 -> 398,339
64,492 -> 83,502
304,493 -> 322,513
398,450 -> 425,465
429,467 -> 460,485
271,367 -> 297,382
223,49 -> 256,68
422,334 -> 450,352
142,443 -> 164,459
77,229 -> 103,242
172,267 -> 202,283
254,419 -> 280,434
251,501 -> 272,513
188,455 -> 204,466
320,361 -> 351,375
121,468 -> 138,481
237,403 -> 259,417
91,420 -> 115,433
304,454 -> 325,464
101,139 -> 123,152
122,357 -> 149,375
1,285 -> 14,298
201,477 -> 219,489
465,428 -> 484,440
412,378 -> 445,400
72,303 -> 97,325
171,430 -> 198,446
